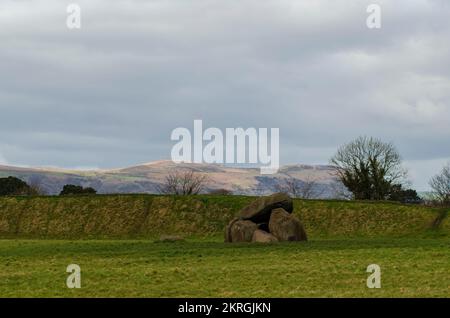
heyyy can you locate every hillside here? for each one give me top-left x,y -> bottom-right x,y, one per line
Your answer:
0,161 -> 339,197
0,195 -> 447,239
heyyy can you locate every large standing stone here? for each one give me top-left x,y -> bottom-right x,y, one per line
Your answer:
269,208 -> 307,241
227,220 -> 258,242
252,229 -> 278,243
239,193 -> 293,224
224,217 -> 239,242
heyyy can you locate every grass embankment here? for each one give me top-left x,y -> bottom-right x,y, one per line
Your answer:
0,238 -> 448,297
0,195 -> 447,239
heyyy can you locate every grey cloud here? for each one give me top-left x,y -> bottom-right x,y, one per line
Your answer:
0,0 -> 449,190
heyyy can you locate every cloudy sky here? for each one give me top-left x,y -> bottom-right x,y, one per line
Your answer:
1,0 -> 449,190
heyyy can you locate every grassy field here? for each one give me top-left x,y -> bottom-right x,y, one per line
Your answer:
0,195 -> 448,297
0,237 -> 448,297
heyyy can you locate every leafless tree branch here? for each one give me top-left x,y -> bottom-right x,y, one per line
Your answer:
157,169 -> 208,195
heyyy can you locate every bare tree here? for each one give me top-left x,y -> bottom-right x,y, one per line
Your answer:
274,177 -> 298,197
329,178 -> 352,200
274,176 -> 324,199
157,169 -> 208,195
300,177 -> 325,199
429,163 -> 450,206
330,136 -> 407,200
28,175 -> 48,195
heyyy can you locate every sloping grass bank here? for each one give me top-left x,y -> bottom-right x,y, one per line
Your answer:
0,195 -> 447,239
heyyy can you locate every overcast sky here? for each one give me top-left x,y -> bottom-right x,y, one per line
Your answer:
1,0 -> 449,190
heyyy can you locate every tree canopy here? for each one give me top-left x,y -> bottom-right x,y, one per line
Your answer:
429,163 -> 450,205
0,176 -> 32,195
330,136 -> 406,200
59,184 -> 97,195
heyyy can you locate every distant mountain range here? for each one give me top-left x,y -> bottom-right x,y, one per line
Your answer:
0,160 -> 341,197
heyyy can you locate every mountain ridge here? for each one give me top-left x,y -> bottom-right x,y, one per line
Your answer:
0,161 -> 339,197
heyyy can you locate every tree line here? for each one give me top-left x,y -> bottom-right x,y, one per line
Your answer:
0,178 -> 96,196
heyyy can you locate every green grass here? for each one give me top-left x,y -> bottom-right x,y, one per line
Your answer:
0,237 -> 448,297
0,195 -> 448,297
0,194 -> 447,239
